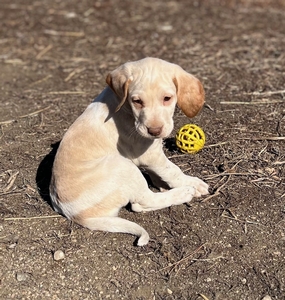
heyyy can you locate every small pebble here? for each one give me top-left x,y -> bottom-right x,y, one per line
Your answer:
16,272 -> 29,282
167,288 -> 173,295
8,243 -> 17,249
53,250 -> 65,261
262,296 -> 272,300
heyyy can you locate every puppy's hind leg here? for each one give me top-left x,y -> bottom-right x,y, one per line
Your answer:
81,217 -> 150,246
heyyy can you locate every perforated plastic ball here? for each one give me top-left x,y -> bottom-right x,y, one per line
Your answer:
176,124 -> 205,154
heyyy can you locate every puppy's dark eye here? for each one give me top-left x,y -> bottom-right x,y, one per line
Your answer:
164,96 -> 171,102
132,99 -> 143,106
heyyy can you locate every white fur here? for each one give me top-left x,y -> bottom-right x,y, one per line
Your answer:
50,57 -> 209,246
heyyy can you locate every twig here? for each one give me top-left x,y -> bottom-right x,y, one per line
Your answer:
36,44 -> 53,59
69,57 -> 93,62
273,161 -> 285,165
245,90 -> 285,96
221,100 -> 284,105
158,243 -> 205,273
0,106 -> 50,125
4,215 -> 62,221
221,214 -> 265,227
204,103 -> 215,111
19,106 -> 51,118
198,294 -> 210,300
192,256 -> 225,261
204,141 -> 229,148
239,136 -> 285,141
0,126 -> 4,139
4,59 -> 25,65
44,29 -> 85,37
64,67 -> 86,82
30,75 -> 52,86
205,172 -> 258,180
47,91 -> 86,95
0,119 -> 15,125
202,175 -> 231,202
2,171 -> 19,193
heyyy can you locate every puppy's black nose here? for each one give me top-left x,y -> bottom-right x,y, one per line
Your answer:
147,126 -> 162,136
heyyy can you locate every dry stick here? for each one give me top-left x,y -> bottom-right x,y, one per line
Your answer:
4,59 -> 25,65
192,256 -> 224,262
202,175 -> 231,202
30,75 -> 52,86
158,243 -> 205,273
64,67 -> 86,82
220,100 -> 284,105
44,29 -> 85,37
273,161 -> 285,165
239,136 -> 285,141
0,106 -> 51,125
245,90 -> 285,96
70,57 -> 93,62
4,215 -> 62,221
48,91 -> 86,95
2,171 -> 19,193
205,172 -> 258,180
221,215 -> 265,227
198,294 -> 210,300
204,141 -> 229,148
19,106 -> 51,118
0,126 -> 4,139
36,44 -> 53,59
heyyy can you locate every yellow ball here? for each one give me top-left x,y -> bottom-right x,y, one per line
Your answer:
176,124 -> 205,154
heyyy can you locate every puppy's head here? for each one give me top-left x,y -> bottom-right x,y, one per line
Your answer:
106,57 -> 205,140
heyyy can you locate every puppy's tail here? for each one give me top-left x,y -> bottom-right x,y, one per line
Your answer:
81,217 -> 150,246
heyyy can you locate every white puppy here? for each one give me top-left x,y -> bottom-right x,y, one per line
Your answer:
50,57 -> 209,246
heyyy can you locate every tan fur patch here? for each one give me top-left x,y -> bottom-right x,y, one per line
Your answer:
72,191 -> 124,226
173,75 -> 205,118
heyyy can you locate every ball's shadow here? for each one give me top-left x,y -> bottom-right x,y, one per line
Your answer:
36,142 -> 60,206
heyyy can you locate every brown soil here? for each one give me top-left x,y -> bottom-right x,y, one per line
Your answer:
1,1 -> 285,299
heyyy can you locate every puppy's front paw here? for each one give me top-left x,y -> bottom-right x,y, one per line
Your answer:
185,176 -> 209,197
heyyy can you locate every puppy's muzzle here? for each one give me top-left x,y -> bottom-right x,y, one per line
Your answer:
147,126 -> 163,137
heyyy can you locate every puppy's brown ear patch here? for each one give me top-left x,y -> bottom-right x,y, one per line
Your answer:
173,73 -> 205,118
106,73 -> 131,112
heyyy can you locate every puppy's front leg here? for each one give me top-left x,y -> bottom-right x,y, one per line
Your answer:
141,151 -> 209,197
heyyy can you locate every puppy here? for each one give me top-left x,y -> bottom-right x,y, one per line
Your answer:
50,57 -> 209,246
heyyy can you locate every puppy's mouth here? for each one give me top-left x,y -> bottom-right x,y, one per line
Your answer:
136,124 -> 170,140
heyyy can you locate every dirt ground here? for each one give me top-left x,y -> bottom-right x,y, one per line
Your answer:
1,0 -> 285,299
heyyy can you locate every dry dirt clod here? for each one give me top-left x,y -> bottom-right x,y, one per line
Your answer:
53,250 -> 65,261
16,272 -> 29,282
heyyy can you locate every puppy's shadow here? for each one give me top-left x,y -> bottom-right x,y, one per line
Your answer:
163,137 -> 177,152
36,142 -> 60,206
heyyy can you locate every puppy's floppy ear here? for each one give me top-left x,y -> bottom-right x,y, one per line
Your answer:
173,70 -> 205,118
106,71 -> 132,112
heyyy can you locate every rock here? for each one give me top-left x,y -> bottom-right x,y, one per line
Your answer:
16,272 -> 29,282
262,296 -> 272,300
53,250 -> 65,261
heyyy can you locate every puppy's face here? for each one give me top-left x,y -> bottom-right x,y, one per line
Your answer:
106,58 -> 205,140
124,74 -> 177,139
127,76 -> 177,139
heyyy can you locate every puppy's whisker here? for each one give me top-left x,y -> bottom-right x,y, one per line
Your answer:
128,126 -> 138,139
